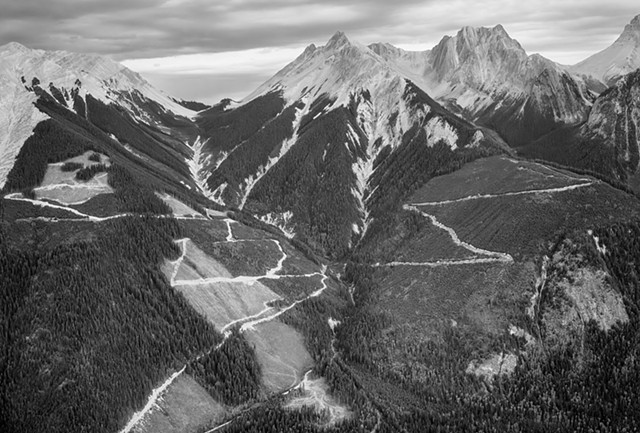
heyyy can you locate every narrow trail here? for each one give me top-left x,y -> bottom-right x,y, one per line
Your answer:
220,303 -> 275,334
118,367 -> 186,433
204,420 -> 232,433
374,205 -> 513,268
173,271 -> 325,287
406,205 -> 512,261
379,178 -> 597,268
123,233 -> 331,433
374,257 -> 512,268
4,193 -> 124,221
5,194 -> 208,223
240,268 -> 328,332
410,181 -> 594,207
173,236 -> 314,287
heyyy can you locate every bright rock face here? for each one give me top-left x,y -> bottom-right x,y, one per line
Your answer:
370,25 -> 593,146
571,15 -> 640,87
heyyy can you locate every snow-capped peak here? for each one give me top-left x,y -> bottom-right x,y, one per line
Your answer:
0,41 -> 31,54
618,14 -> 640,43
325,31 -> 352,50
243,31 -> 403,106
0,42 -> 197,119
570,15 -> 640,86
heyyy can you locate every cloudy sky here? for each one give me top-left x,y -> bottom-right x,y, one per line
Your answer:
1,0 -> 637,103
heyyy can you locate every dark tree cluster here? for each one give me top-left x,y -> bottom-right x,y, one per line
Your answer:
75,163 -> 107,181
188,331 -> 262,406
60,161 -> 84,172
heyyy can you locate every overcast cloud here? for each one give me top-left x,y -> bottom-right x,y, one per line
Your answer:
1,0 -> 637,103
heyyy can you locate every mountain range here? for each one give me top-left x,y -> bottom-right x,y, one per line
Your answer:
1,13 -> 640,433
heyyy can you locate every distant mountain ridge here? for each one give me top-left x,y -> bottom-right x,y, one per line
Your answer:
571,14 -> 640,88
368,24 -> 593,146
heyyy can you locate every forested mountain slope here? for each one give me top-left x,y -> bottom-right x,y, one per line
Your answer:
194,32 -> 507,259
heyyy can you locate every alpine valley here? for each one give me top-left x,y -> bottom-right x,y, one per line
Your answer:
2,14 -> 640,433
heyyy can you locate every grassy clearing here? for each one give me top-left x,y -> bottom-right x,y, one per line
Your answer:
36,151 -> 113,205
173,281 -> 279,331
161,239 -> 280,331
36,176 -> 112,205
135,374 -> 225,433
410,156 -> 588,204
245,320 -> 314,394
174,239 -> 232,280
